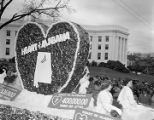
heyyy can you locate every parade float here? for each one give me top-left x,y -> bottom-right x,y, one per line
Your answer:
0,21 -> 120,120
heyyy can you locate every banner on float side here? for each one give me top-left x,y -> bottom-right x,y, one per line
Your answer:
73,108 -> 121,120
48,93 -> 92,109
0,83 -> 21,101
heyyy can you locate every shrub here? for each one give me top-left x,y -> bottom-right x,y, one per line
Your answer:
106,60 -> 129,73
90,61 -> 97,67
98,62 -> 106,67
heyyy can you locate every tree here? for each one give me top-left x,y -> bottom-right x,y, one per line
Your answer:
127,54 -> 139,66
0,0 -> 71,30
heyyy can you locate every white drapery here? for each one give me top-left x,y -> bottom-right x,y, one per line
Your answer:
118,86 -> 154,120
34,52 -> 52,87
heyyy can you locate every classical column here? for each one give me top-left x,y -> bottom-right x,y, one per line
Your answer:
122,38 -> 125,64
119,37 -> 122,62
115,36 -> 120,60
125,38 -> 128,66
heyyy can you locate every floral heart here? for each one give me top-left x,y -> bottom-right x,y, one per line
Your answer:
15,21 -> 89,95
75,113 -> 88,120
51,95 -> 62,106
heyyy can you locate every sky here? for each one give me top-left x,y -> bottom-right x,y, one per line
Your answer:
2,0 -> 154,53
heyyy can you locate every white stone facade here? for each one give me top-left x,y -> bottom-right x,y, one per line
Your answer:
0,20 -> 129,66
0,19 -> 22,59
83,25 -> 129,66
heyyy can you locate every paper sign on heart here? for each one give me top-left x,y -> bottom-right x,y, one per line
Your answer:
51,95 -> 62,106
75,113 -> 88,120
15,21 -> 89,95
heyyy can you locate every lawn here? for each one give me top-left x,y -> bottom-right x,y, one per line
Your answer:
89,67 -> 154,84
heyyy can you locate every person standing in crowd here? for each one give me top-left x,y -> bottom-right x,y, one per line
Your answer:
87,78 -> 102,111
151,93 -> 154,107
95,80 -> 122,116
118,79 -> 154,120
139,90 -> 151,105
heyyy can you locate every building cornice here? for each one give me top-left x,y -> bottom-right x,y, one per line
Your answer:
87,29 -> 129,36
83,25 -> 129,35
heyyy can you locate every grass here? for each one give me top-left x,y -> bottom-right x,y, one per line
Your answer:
1,61 -> 154,84
89,67 -> 154,84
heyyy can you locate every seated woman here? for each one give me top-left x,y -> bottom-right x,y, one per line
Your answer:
118,79 -> 154,120
95,80 -> 122,116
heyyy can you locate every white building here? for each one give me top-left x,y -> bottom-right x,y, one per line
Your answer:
0,19 -> 129,66
0,18 -> 23,59
83,25 -> 129,66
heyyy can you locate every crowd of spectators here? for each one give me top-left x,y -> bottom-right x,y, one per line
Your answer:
86,75 -> 154,108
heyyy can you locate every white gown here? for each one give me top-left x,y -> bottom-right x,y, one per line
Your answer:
0,69 -> 6,84
78,75 -> 89,94
118,86 -> 154,120
95,90 -> 122,116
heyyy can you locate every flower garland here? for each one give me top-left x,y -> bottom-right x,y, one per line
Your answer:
16,21 -> 89,95
0,104 -> 69,120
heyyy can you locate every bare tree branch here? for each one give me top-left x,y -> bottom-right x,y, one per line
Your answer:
0,9 -> 36,29
0,0 -> 72,30
0,0 -> 13,20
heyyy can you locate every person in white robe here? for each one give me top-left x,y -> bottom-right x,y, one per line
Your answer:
118,79 -> 154,120
78,67 -> 90,94
0,68 -> 7,84
95,80 -> 122,116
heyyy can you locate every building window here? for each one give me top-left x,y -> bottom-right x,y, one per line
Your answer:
90,36 -> 93,41
6,30 -> 11,36
6,48 -> 10,55
98,44 -> 101,50
119,36 -> 121,40
105,44 -> 109,50
106,36 -> 109,42
97,53 -> 101,60
6,39 -> 10,45
105,53 -> 108,60
98,36 -> 102,42
88,52 -> 91,59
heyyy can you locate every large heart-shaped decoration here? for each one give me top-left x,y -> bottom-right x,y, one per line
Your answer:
16,21 -> 89,95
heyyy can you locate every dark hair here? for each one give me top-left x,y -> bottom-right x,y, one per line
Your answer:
123,78 -> 132,86
0,68 -> 7,74
94,80 -> 101,86
0,69 -> 4,74
89,77 -> 94,82
101,80 -> 112,90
